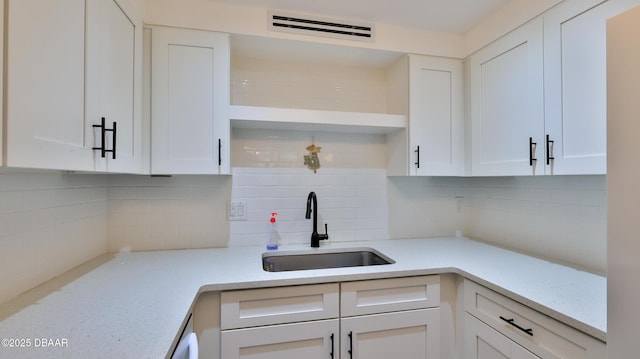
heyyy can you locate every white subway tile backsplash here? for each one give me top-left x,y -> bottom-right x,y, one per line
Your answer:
0,172 -> 107,305
0,163 -> 608,306
229,167 -> 390,247
232,128 -> 388,169
0,191 -> 23,214
106,175 -> 231,252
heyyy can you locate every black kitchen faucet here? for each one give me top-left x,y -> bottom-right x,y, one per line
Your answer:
306,191 -> 329,247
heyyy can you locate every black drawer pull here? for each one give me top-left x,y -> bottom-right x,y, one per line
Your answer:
348,331 -> 353,358
414,146 -> 420,169
500,315 -> 533,336
329,333 -> 334,358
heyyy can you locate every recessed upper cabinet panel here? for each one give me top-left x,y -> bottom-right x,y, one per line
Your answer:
86,0 -> 143,173
5,0 -> 90,170
469,18 -> 544,176
408,55 -> 464,176
151,27 -> 230,175
387,55 -> 464,176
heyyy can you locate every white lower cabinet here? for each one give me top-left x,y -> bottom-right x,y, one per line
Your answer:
465,313 -> 540,359
463,279 -> 606,359
220,276 -> 440,359
221,319 -> 339,358
342,309 -> 439,359
195,276 -> 604,359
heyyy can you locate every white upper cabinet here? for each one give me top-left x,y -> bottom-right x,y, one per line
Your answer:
469,18 -> 544,176
544,0 -> 640,175
5,0 -> 142,172
387,55 -> 463,176
151,27 -> 230,175
6,0 -> 89,171
409,55 -> 464,176
86,0 -> 143,173
468,0 -> 640,177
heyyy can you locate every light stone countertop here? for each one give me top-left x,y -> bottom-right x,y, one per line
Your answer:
0,237 -> 606,358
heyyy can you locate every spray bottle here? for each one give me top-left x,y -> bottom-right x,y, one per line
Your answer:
267,212 -> 278,250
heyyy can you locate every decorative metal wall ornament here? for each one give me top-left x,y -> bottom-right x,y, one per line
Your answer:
304,137 -> 322,173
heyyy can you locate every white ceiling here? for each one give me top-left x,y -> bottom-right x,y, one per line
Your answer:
208,0 -> 512,33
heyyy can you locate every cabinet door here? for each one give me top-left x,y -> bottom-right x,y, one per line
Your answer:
341,308 -> 440,359
469,18 -> 544,176
409,55 -> 464,176
465,313 -> 541,359
220,319 -> 338,359
86,0 -> 143,173
151,27 -> 230,174
5,0 -> 93,171
544,0 -> 640,175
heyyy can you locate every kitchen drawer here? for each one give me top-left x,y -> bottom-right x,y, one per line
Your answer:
221,319 -> 338,358
463,279 -> 605,359
221,283 -> 339,329
341,275 -> 440,317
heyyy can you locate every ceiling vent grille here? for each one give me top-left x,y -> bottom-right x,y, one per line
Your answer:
269,10 -> 375,42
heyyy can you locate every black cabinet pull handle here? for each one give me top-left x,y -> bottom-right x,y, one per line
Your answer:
92,117 -> 116,159
348,331 -> 353,358
529,137 -> 537,167
218,138 -> 222,166
92,117 -> 106,157
414,146 -> 420,169
546,134 -> 554,165
111,121 -> 117,160
500,316 -> 533,336
329,333 -> 334,358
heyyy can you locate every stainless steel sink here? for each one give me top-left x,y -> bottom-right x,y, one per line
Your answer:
262,247 -> 395,272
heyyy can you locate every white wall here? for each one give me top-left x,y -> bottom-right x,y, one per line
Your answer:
232,56 -> 394,114
145,0 -> 564,60
607,5 -> 640,356
144,0 -> 465,58
463,0 -> 563,55
0,171 -> 107,305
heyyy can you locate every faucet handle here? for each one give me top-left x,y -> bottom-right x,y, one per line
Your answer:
321,223 -> 329,240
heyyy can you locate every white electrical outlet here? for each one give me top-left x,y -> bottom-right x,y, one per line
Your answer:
228,201 -> 248,221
